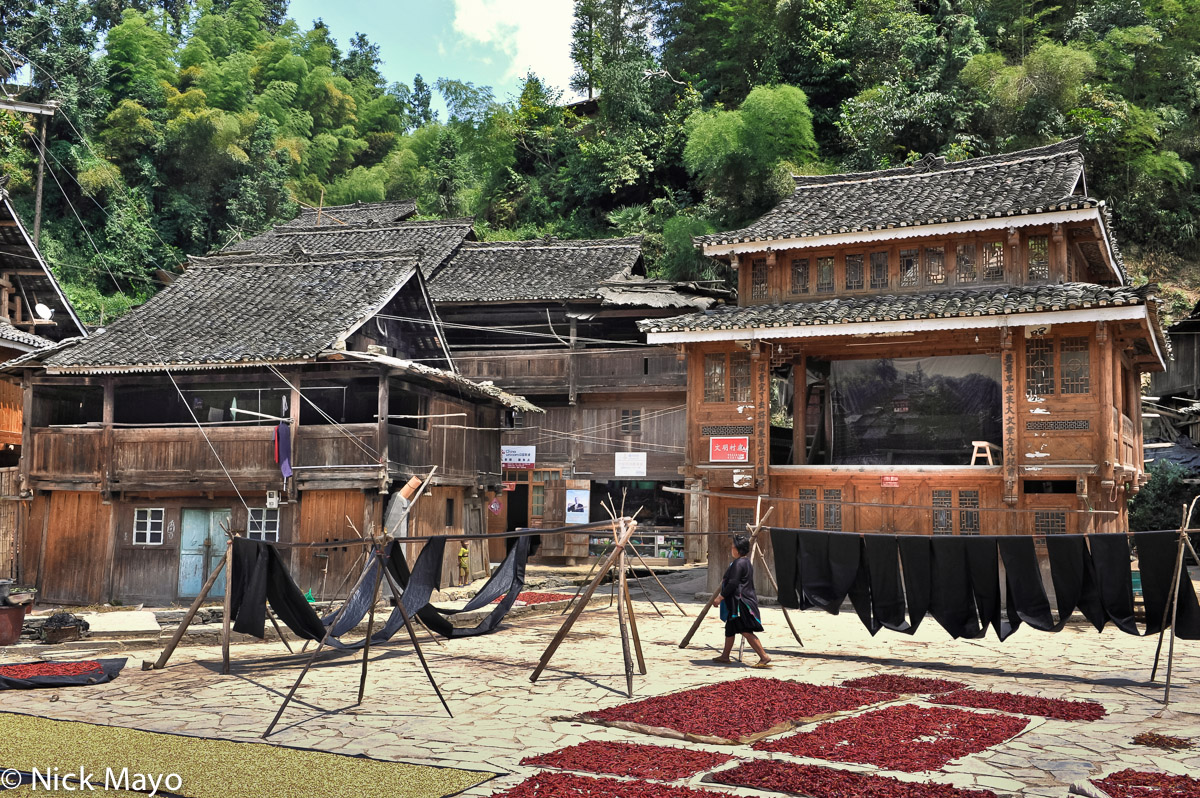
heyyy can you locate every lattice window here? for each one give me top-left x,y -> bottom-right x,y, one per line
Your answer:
1060,337 -> 1090,395
870,251 -> 889,289
799,488 -> 818,528
791,257 -> 810,294
817,257 -> 835,293
1035,510 -> 1066,536
823,488 -> 842,531
134,508 -> 165,545
924,246 -> 946,285
730,354 -> 752,403
845,254 -> 865,290
620,409 -> 641,434
956,243 -> 977,283
751,258 -> 769,300
248,508 -> 279,542
704,353 -> 726,402
959,490 -> 980,535
900,248 -> 919,287
727,507 -> 756,533
933,490 -> 953,534
1026,338 -> 1055,397
1027,235 -> 1050,281
982,241 -> 1004,282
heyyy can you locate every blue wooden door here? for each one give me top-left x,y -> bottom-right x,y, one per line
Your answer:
178,508 -> 231,597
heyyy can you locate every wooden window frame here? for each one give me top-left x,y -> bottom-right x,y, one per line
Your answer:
1025,334 -> 1093,399
750,258 -> 769,302
869,251 -> 889,290
844,253 -> 865,291
133,507 -> 165,546
816,256 -> 836,294
620,408 -> 642,435
703,353 -> 727,403
790,256 -> 810,295
248,507 -> 280,542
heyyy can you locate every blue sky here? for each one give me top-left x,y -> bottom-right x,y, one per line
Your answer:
284,0 -> 581,115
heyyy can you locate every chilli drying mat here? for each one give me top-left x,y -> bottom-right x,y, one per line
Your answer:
0,712 -> 492,798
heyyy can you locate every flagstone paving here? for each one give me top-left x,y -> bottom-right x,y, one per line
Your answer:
2,573 -> 1198,796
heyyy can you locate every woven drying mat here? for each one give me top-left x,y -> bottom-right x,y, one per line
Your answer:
573,709 -> 851,745
0,712 -> 491,798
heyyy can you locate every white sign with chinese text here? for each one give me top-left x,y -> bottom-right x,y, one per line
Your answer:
501,445 -> 536,469
614,451 -> 647,477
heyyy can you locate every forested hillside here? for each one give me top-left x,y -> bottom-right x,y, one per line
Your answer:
1,0 -> 1198,323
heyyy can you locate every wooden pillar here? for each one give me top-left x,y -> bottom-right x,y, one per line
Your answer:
33,116 -> 47,244
568,316 -> 578,406
1008,227 -> 1022,285
1097,322 -> 1115,483
792,354 -> 806,466
1051,223 -> 1067,283
19,374 -> 31,492
753,343 -> 769,492
377,369 -> 389,495
1001,327 -> 1018,505
101,378 -> 114,495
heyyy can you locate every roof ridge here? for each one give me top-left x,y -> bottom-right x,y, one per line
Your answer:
271,217 -> 475,236
188,251 -> 420,269
792,139 -> 1083,191
462,236 -> 643,250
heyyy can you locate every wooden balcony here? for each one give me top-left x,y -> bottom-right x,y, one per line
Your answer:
456,348 -> 685,393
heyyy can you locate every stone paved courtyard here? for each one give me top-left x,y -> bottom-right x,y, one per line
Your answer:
2,570 -> 1199,796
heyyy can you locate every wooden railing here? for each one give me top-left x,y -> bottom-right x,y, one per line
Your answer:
112,426 -> 278,484
457,348 -> 685,391
30,428 -> 103,481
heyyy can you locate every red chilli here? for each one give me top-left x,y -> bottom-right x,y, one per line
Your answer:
492,592 -> 576,605
754,704 -> 1029,772
584,678 -> 896,742
842,674 -> 968,695
931,689 -> 1106,721
520,740 -> 734,781
1092,769 -> 1200,798
0,661 -> 103,679
713,760 -> 1001,798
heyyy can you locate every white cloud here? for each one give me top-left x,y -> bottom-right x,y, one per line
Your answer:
450,0 -> 579,98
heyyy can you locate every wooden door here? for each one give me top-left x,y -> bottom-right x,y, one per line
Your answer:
40,491 -> 110,605
178,508 -> 230,597
890,482 -> 921,534
296,489 -> 366,600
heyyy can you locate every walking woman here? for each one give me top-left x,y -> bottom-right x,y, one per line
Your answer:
713,534 -> 772,667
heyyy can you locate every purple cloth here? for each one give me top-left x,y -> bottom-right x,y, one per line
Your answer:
275,423 -> 292,478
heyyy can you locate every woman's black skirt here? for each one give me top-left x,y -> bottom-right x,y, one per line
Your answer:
725,605 -> 764,636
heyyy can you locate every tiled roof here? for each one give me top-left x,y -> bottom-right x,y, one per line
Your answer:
44,254 -> 421,370
291,199 -> 416,227
427,238 -> 645,303
698,139 -> 1091,247
225,218 -> 474,273
638,283 -> 1155,334
0,320 -> 53,351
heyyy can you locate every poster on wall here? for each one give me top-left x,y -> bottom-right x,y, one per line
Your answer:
566,489 -> 591,525
709,436 -> 749,462
501,445 -> 536,469
614,451 -> 647,478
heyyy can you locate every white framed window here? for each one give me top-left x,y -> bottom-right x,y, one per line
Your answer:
248,508 -> 280,542
134,508 -> 165,545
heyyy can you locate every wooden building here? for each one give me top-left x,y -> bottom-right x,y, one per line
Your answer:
0,178 -> 87,578
1147,301 -> 1200,441
427,238 -> 729,563
4,249 -> 535,605
637,139 -> 1168,596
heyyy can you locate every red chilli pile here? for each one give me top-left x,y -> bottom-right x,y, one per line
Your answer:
932,689 -> 1106,721
712,760 -> 1000,798
491,772 -> 736,798
1092,769 -> 1200,798
492,592 -> 576,605
754,704 -> 1028,772
842,675 -> 967,694
0,661 -> 103,679
584,678 -> 895,741
521,741 -> 733,781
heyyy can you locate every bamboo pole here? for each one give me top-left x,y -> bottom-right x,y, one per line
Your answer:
262,554 -> 381,737
152,548 -> 228,670
530,519 -> 638,683
221,541 -> 234,675
1150,531 -> 1186,682
679,504 -> 774,649
357,553 -> 384,705
622,572 -> 646,675
372,547 -> 452,718
1163,532 -> 1185,706
616,545 -> 635,697
629,543 -> 689,616
266,606 -> 294,654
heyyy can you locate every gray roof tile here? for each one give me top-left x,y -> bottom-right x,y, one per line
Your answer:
699,139 -> 1090,246
45,253 -> 420,370
428,238 -> 645,303
638,283 -> 1154,333
291,199 -> 416,227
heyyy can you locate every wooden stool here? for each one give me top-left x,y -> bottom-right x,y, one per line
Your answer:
971,441 -> 1000,465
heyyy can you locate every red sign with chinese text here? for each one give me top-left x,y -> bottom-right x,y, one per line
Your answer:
881,476 -> 900,488
502,481 -> 517,492
709,436 -> 749,462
